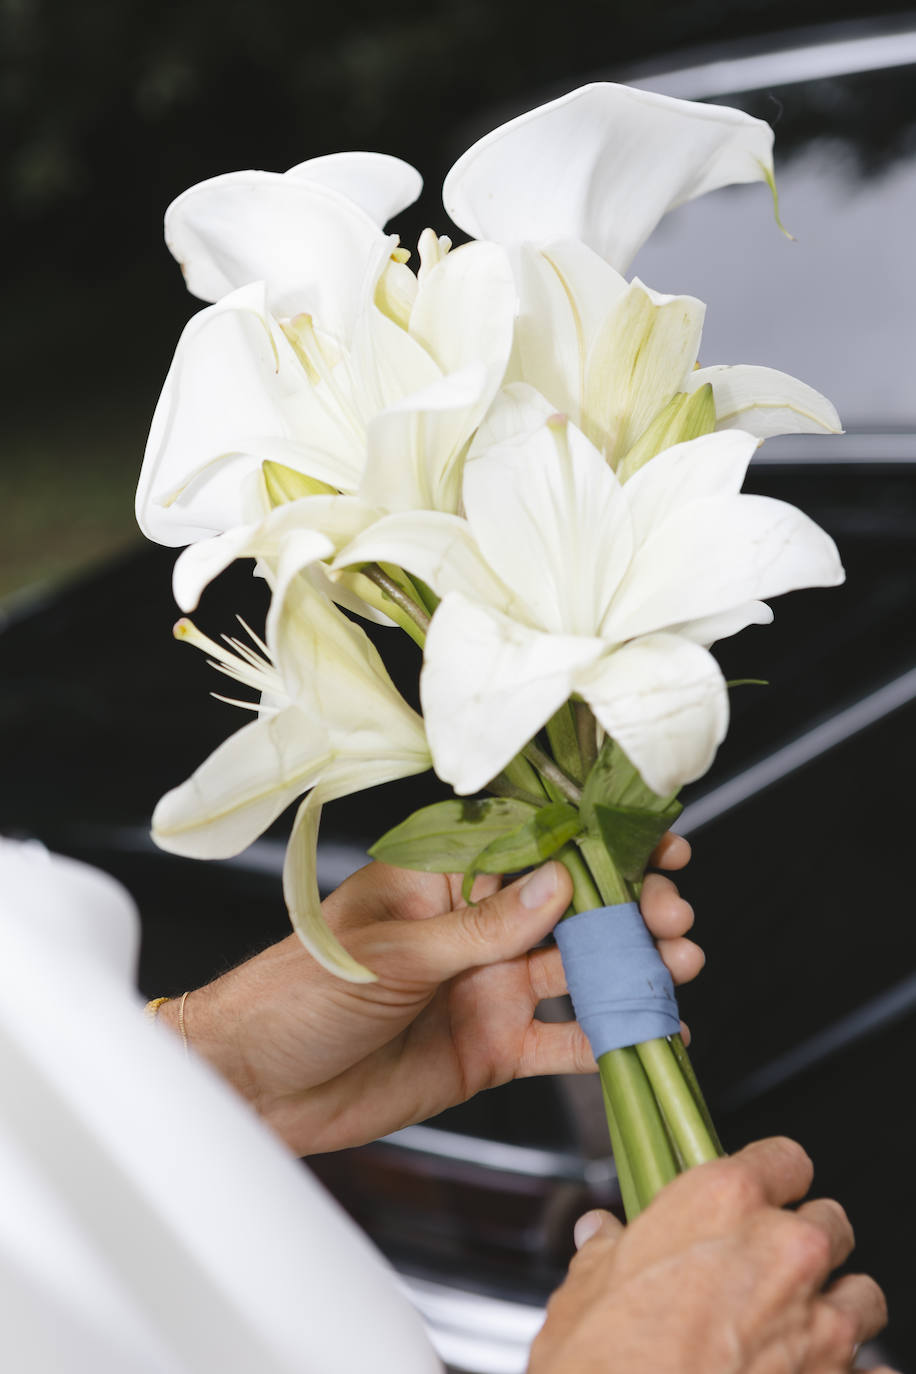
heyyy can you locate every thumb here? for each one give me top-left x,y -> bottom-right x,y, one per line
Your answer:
573,1209 -> 623,1252
380,860 -> 573,983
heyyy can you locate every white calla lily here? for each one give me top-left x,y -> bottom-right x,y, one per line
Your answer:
165,154 -> 421,331
443,82 -> 777,274
337,403 -> 843,796
152,536 -> 430,979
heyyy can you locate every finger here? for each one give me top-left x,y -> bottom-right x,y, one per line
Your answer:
657,935 -> 705,985
728,1136 -> 815,1209
679,1019 -> 691,1046
519,1018 -> 596,1078
374,861 -> 573,983
647,832 -> 691,871
640,873 -> 695,938
528,943 -> 568,1001
573,1209 -> 622,1251
795,1197 -> 856,1274
823,1274 -> 889,1348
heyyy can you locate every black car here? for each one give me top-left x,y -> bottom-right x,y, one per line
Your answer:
3,15 -> 915,1372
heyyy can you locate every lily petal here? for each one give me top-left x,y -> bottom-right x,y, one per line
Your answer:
360,363 -> 491,514
686,364 -> 843,437
584,279 -> 705,463
579,634 -> 729,795
282,748 -> 427,984
421,593 -> 604,794
152,706 -> 333,859
443,83 -> 775,272
335,508 -> 515,611
607,490 -> 844,643
172,496 -> 378,613
618,429 -> 758,550
464,414 -> 632,636
284,152 -> 422,226
673,600 -> 773,647
269,540 -> 430,763
137,283 -> 362,546
165,171 -> 395,336
410,240 -> 516,382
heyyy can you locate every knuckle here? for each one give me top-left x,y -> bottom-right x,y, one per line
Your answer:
458,899 -> 503,953
782,1215 -> 833,1277
701,1158 -> 765,1215
823,1303 -> 859,1359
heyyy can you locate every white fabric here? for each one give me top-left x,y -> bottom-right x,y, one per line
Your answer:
0,839 -> 441,1374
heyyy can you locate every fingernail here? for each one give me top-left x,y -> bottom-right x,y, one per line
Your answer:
573,1211 -> 602,1250
520,862 -> 559,910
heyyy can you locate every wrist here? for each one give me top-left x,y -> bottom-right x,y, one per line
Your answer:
156,981 -> 257,1101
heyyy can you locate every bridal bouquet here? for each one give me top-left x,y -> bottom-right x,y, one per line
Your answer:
138,83 -> 843,1218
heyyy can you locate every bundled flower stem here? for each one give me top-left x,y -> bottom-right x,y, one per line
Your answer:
367,578 -> 721,1221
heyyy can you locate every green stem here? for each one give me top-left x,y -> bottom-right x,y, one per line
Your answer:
557,842 -> 602,913
362,563 -> 431,635
522,740 -> 582,805
600,1079 -> 640,1221
598,1048 -> 678,1214
669,1033 -> 724,1156
577,834 -> 631,906
635,1038 -> 720,1168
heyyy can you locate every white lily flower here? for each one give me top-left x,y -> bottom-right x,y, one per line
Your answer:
500,245 -> 841,472
152,535 -> 430,980
138,243 -> 516,546
337,401 -> 843,796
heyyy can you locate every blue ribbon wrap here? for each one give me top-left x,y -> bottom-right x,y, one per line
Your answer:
554,903 -> 681,1057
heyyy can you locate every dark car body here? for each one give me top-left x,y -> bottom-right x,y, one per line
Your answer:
3,17 -> 915,1372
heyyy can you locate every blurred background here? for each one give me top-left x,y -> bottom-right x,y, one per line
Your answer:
3,3 -> 916,1371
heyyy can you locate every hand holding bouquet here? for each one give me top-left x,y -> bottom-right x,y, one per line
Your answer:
139,83 -> 843,1217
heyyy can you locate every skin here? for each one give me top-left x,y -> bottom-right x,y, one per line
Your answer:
530,1138 -> 893,1374
160,833 -> 700,1155
159,845 -> 892,1371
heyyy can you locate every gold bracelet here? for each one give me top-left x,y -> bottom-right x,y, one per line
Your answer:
177,989 -> 191,1057
145,992 -> 191,1058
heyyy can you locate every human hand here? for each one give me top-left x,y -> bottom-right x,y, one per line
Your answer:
529,1137 -> 893,1374
161,834 -> 701,1154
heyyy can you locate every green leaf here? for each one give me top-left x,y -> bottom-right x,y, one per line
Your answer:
461,801 -> 584,902
369,797 -> 537,871
587,800 -> 682,883
545,702 -> 583,781
727,678 -> 769,688
581,738 -> 676,817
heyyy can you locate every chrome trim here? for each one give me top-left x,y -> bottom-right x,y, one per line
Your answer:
722,965 -> 916,1111
398,1274 -> 543,1374
750,431 -> 916,465
620,24 -> 916,99
679,664 -> 916,836
382,1123 -> 614,1186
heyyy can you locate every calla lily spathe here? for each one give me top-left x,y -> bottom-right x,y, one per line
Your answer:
336,399 -> 844,796
152,532 -> 431,980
